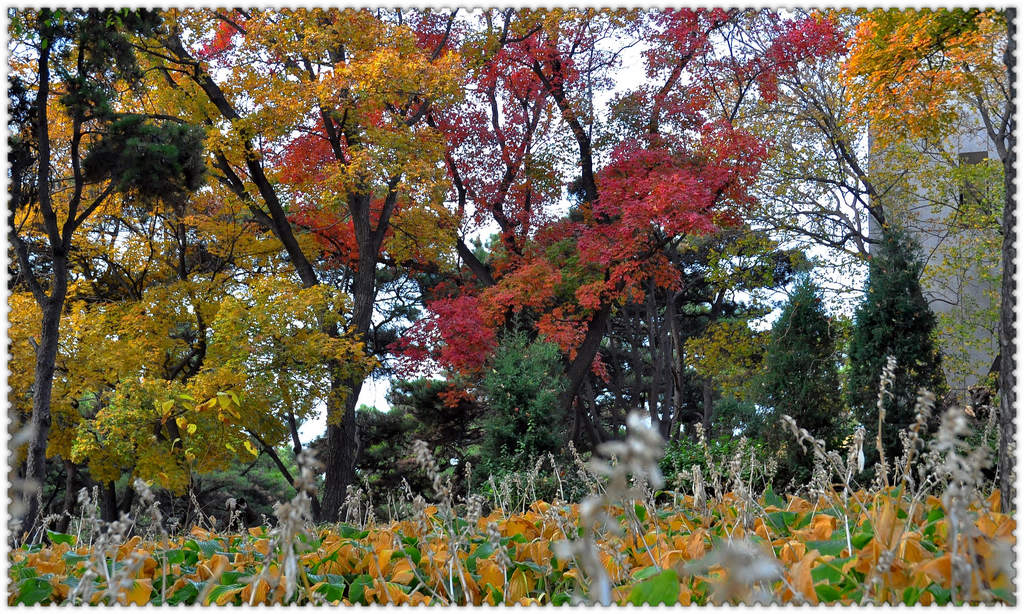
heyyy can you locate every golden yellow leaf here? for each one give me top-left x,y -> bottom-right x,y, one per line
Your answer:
788,549 -> 819,605
507,568 -> 532,602
779,539 -> 807,565
678,584 -> 692,606
987,489 -> 1000,512
872,499 -> 900,549
390,558 -> 416,585
915,553 -> 951,585
809,514 -> 837,540
682,529 -> 707,560
208,553 -> 230,575
658,549 -> 685,569
478,558 -> 505,591
121,579 -> 152,606
214,585 -> 245,605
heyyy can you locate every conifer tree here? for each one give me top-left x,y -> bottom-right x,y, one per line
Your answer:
760,276 -> 846,486
847,228 -> 945,473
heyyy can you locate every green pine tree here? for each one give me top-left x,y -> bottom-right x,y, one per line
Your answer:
480,333 -> 567,474
760,276 -> 847,487
847,228 -> 945,474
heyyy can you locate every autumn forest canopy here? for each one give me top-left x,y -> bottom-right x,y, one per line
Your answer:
5,7 -> 1017,606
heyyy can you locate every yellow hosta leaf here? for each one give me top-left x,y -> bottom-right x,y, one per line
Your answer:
390,558 -> 416,585
678,584 -> 692,606
809,514 -> 837,540
986,489 -> 1000,512
788,549 -> 819,605
477,558 -> 505,590
241,579 -> 270,604
872,499 -> 900,548
915,553 -> 951,585
121,579 -> 152,606
658,549 -> 685,569
507,568 -> 533,603
213,585 -> 245,605
253,539 -> 270,556
682,529 -> 707,560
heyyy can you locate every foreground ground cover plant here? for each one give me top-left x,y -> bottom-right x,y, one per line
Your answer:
9,407 -> 1015,606
8,488 -> 1014,606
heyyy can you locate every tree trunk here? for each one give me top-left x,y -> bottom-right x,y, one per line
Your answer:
100,481 -> 118,523
21,296 -> 64,541
997,7 -> 1016,514
54,460 -> 78,534
18,24 -> 64,544
558,303 -> 613,424
320,241 -> 377,521
701,377 -> 715,438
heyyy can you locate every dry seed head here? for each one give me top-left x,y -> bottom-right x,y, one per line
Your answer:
876,355 -> 897,423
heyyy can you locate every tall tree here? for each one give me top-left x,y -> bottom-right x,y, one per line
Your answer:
143,8 -> 463,520
844,7 -> 1013,510
7,8 -> 205,537
402,9 -> 846,438
847,228 -> 945,478
759,276 -> 846,487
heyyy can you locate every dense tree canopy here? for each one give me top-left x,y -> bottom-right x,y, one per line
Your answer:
7,8 -> 1013,536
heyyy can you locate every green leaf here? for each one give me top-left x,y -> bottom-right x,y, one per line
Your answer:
348,574 -> 374,604
926,584 -> 951,605
902,586 -> 921,605
159,548 -> 190,566
764,485 -> 785,508
851,527 -> 874,549
16,577 -> 53,605
627,569 -> 680,606
811,556 -> 854,584
62,552 -> 89,565
220,571 -> 246,585
793,511 -> 814,529
766,510 -> 798,534
337,524 -> 365,539
401,546 -> 421,566
814,583 -> 843,603
634,503 -> 648,523
167,581 -> 200,605
205,583 -> 245,605
552,592 -> 572,606
191,539 -> 220,557
632,566 -> 661,581
805,539 -> 846,557
46,530 -> 76,545
315,581 -> 346,603
466,542 -> 494,573
515,560 -> 546,574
